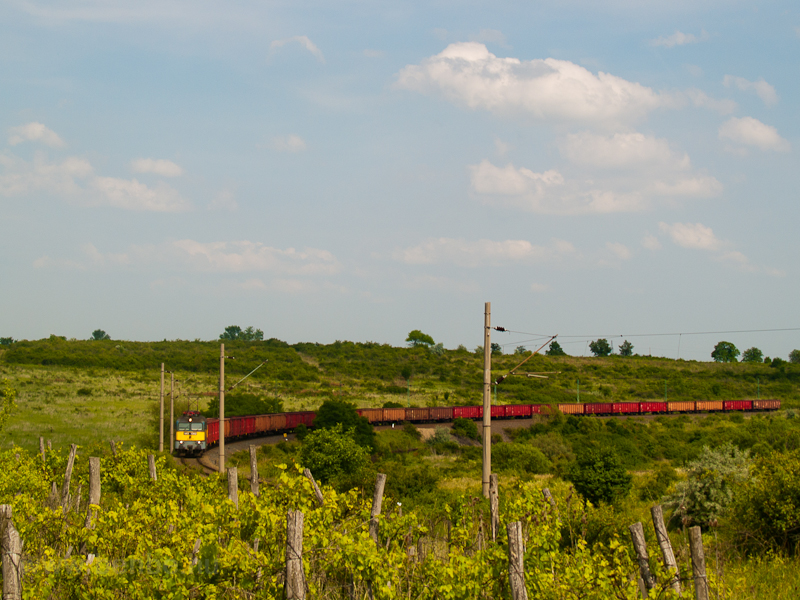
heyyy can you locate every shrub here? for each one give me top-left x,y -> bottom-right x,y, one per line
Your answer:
492,442 -> 551,474
567,447 -> 632,506
299,424 -> 372,490
402,421 -> 421,440
451,417 -> 479,440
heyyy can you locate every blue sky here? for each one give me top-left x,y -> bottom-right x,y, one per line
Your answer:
2,0 -> 799,361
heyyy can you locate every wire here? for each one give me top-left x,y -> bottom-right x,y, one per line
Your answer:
557,327 -> 800,339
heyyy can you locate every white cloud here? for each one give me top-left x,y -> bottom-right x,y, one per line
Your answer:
683,89 -> 736,115
130,158 -> 184,177
659,222 -> 721,250
642,234 -> 661,250
395,43 -> 665,125
393,237 -> 576,268
0,154 -> 92,196
718,117 -> 790,152
650,30 -> 709,48
606,242 -> 632,260
723,75 -> 778,106
91,177 -> 189,212
208,189 -> 237,211
272,134 -> 307,153
270,36 -> 325,63
560,131 -> 688,170
8,122 -> 65,148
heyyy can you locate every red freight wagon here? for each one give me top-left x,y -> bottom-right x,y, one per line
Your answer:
723,400 -> 753,412
254,415 -> 271,434
558,403 -> 584,415
271,413 -> 287,431
530,404 -> 542,415
506,404 -> 532,418
613,402 -> 640,414
357,408 -> 383,423
753,399 -> 780,411
207,419 -> 219,444
585,403 -> 614,415
405,407 -> 430,422
696,401 -> 724,412
286,411 -> 315,429
640,402 -> 667,413
430,407 -> 453,421
383,408 -> 405,422
667,401 -> 695,413
454,405 -> 483,420
491,405 -> 507,418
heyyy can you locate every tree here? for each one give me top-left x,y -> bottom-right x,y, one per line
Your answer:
711,341 -> 740,363
430,342 -> 445,356
406,330 -> 434,348
490,342 -> 502,355
618,340 -> 633,357
589,339 -> 612,357
741,347 -> 764,363
545,341 -> 566,356
789,349 -> 800,364
400,366 -> 412,381
567,447 -> 632,506
665,443 -> 750,527
313,399 -> 375,449
299,424 -> 371,487
219,325 -> 264,341
0,337 -> 14,346
0,379 -> 17,434
91,329 -> 110,341
514,346 -> 527,355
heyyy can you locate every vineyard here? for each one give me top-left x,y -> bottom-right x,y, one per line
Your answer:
0,441 -> 710,600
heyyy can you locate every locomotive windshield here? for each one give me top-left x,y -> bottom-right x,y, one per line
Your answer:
177,422 -> 204,431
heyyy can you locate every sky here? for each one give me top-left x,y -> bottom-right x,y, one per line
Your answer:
1,0 -> 799,361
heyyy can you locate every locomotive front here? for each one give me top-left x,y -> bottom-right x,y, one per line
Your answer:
174,410 -> 207,456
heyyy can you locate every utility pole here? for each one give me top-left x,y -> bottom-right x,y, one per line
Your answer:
482,302 -> 492,499
159,363 -> 164,452
169,372 -> 174,455
219,344 -> 226,474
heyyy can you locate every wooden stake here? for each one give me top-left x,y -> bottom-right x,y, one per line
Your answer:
303,468 -> 324,506
109,440 -> 117,456
249,445 -> 259,497
651,505 -> 681,596
369,473 -> 387,545
84,457 -> 101,529
489,473 -> 499,542
629,522 -> 654,592
1,505 -> 22,600
148,454 -> 157,481
191,538 -> 202,566
227,467 -> 238,508
39,437 -> 45,463
61,443 -> 77,511
285,510 -> 305,600
507,521 -> 528,600
689,526 -> 709,600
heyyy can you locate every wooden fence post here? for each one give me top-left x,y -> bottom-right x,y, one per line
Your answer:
191,539 -> 202,566
303,469 -> 324,506
84,457 -> 101,529
285,510 -> 305,600
688,526 -> 709,600
507,521 -> 528,600
369,473 -> 387,545
109,440 -> 117,457
39,437 -> 46,463
61,443 -> 77,511
227,467 -> 238,508
629,522 -> 654,594
1,505 -> 22,600
651,505 -> 681,596
249,445 -> 259,497
489,473 -> 499,542
148,454 -> 157,481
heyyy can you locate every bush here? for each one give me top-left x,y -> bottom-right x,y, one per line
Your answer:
313,399 -> 375,449
492,442 -> 551,474
402,422 -> 421,440
299,424 -> 372,490
451,417 -> 479,440
567,447 -> 632,506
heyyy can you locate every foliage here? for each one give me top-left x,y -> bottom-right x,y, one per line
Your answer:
731,448 -> 800,553
0,378 -> 17,433
567,447 -> 632,506
382,400 -> 403,408
430,342 -> 445,356
618,340 -> 633,357
515,345 -> 527,355
405,329 -> 434,348
451,417 -> 479,440
204,393 -> 282,418
789,349 -> 800,364
712,341 -> 740,363
741,347 -> 764,363
220,325 -> 264,341
490,342 -> 502,355
91,329 -> 110,341
402,422 -> 421,440
299,424 -> 372,488
665,442 -> 751,528
492,442 -> 551,474
589,339 -> 612,357
546,340 -> 567,356
0,337 -> 15,345
636,463 -> 678,502
313,399 -> 375,449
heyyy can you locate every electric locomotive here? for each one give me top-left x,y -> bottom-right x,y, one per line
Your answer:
174,410 -> 207,456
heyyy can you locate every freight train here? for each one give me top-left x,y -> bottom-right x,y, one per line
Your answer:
198,398 -> 780,450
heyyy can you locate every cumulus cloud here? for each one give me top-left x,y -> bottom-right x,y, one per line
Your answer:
683,89 -> 737,115
606,242 -> 632,260
395,43 -> 665,125
723,75 -> 778,106
272,134 -> 307,153
641,234 -> 661,250
650,30 -> 709,48
270,36 -> 325,63
718,117 -> 790,152
91,177 -> 189,212
393,237 -> 576,268
470,132 -> 721,215
659,222 -> 721,250
130,158 -> 184,177
8,122 -> 65,148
